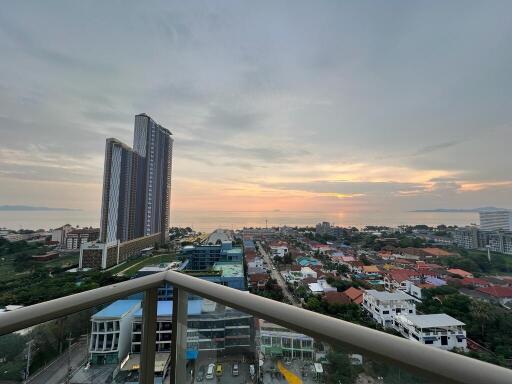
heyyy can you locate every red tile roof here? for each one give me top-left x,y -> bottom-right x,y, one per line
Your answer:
461,277 -> 490,287
422,247 -> 457,257
387,269 -> 421,282
250,273 -> 269,283
447,269 -> 473,278
343,287 -> 364,304
477,286 -> 512,298
324,291 -> 350,305
362,265 -> 380,273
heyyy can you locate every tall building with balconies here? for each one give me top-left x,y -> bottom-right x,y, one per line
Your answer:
99,138 -> 136,243
98,114 -> 173,245
132,114 -> 173,243
479,209 -> 512,231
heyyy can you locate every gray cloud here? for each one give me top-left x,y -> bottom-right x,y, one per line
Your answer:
261,180 -> 425,196
0,1 -> 511,211
415,140 -> 464,156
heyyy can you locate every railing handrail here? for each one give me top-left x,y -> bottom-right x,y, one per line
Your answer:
0,271 -> 166,335
0,269 -> 511,384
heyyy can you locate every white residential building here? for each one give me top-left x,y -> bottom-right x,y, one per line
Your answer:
270,245 -> 288,258
89,300 -> 141,365
362,290 -> 417,328
308,279 -> 337,295
479,210 -> 512,231
488,231 -> 512,255
3,233 -> 30,242
51,224 -> 73,244
403,281 -> 424,300
301,267 -> 317,279
248,257 -> 264,269
393,314 -> 467,351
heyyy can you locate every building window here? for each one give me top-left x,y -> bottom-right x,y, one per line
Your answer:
302,339 -> 312,348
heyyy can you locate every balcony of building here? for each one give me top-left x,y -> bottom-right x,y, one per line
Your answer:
1,270 -> 512,383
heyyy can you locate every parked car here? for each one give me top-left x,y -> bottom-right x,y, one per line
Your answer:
206,364 -> 215,380
232,362 -> 239,376
216,363 -> 223,377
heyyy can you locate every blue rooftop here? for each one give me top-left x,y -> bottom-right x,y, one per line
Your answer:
297,256 -> 321,266
243,240 -> 255,248
134,300 -> 203,317
93,300 -> 141,319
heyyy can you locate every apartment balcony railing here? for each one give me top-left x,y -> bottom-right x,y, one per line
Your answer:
1,270 -> 512,384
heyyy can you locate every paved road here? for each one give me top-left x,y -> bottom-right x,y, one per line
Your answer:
27,341 -> 87,384
257,242 -> 301,307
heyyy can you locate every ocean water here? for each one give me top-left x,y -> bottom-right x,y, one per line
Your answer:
0,209 -> 479,232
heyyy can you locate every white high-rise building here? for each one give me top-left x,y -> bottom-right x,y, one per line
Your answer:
479,210 -> 512,231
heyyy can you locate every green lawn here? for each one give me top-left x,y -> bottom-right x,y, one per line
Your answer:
109,252 -> 176,277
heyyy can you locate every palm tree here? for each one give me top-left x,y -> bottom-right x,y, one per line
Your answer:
470,300 -> 492,336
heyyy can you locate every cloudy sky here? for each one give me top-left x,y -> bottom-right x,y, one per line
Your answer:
0,1 -> 511,220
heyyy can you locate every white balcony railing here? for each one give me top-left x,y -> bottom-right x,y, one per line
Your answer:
1,270 -> 512,383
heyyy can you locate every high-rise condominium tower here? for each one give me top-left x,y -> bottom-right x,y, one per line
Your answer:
479,209 -> 512,231
99,114 -> 173,244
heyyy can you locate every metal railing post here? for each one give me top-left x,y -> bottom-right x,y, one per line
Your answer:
170,287 -> 188,384
140,287 -> 158,384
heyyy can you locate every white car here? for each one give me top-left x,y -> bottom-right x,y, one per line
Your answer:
206,363 -> 215,380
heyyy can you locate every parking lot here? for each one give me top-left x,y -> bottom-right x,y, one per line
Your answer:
191,354 -> 255,384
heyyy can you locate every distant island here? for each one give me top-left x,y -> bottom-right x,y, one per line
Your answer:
0,205 -> 80,212
411,207 -> 509,213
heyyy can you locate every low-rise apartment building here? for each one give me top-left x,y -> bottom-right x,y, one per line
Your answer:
131,299 -> 253,356
181,242 -> 243,270
89,300 -> 141,365
362,290 -> 417,328
65,228 -> 99,249
393,314 -> 467,351
259,319 -> 315,360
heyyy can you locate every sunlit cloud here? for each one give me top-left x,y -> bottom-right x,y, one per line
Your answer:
0,1 -> 512,220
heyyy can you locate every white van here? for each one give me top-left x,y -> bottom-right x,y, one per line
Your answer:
206,363 -> 215,380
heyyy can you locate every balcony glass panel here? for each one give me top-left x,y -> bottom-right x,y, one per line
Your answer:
178,293 -> 432,383
0,289 -> 156,384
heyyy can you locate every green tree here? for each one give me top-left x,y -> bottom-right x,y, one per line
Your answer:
0,333 -> 26,361
326,349 -> 359,384
306,296 -> 323,313
470,300 -> 493,337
